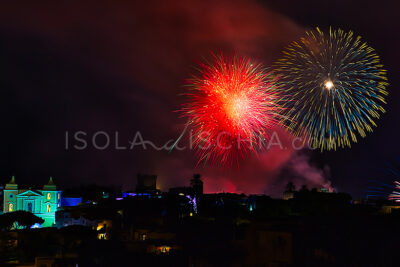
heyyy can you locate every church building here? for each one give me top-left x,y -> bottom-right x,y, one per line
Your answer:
3,176 -> 62,227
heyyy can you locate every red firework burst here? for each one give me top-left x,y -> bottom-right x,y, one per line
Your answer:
181,55 -> 281,166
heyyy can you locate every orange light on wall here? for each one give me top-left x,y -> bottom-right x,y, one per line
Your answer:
98,233 -> 106,240
157,246 -> 171,254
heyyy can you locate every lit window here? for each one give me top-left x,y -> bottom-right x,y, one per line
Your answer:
57,193 -> 60,200
9,203 -> 13,212
47,204 -> 50,212
47,193 -> 51,200
157,246 -> 171,254
98,233 -> 106,240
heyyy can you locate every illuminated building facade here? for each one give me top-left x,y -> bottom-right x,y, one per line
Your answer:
2,176 -> 62,227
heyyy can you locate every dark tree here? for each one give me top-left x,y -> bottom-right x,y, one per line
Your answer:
0,211 -> 44,230
300,184 -> 309,192
0,214 -> 14,231
285,181 -> 296,192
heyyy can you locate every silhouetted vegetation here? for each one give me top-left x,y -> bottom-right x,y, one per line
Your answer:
0,211 -> 44,230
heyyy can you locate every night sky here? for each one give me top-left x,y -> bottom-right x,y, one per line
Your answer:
1,0 -> 399,198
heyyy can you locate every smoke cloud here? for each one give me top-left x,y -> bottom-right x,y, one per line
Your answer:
0,0 -> 331,196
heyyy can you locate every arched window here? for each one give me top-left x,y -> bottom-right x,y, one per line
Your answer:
47,193 -> 51,200
47,204 -> 50,213
9,203 -> 13,212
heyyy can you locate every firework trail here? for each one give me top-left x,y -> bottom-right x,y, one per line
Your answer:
366,160 -> 400,200
180,54 -> 283,166
366,179 -> 394,199
274,27 -> 389,151
388,181 -> 400,202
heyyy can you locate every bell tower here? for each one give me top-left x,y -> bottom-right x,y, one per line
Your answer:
4,176 -> 18,213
